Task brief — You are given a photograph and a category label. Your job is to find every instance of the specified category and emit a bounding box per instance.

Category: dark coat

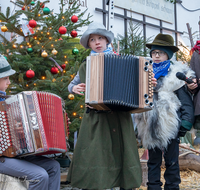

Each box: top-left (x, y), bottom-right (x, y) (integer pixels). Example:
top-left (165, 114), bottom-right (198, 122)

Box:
top-left (67, 61), bottom-right (142, 190)
top-left (190, 51), bottom-right (200, 116)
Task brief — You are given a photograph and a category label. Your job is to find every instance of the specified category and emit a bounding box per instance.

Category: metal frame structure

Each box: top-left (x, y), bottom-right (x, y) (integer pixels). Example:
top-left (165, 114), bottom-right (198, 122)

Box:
top-left (95, 0), bottom-right (183, 47)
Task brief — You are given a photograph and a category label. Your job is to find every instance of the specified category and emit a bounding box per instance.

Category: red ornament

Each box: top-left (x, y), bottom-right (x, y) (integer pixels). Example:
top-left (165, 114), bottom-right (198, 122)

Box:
top-left (29, 20), bottom-right (37, 28)
top-left (58, 26), bottom-right (67, 35)
top-left (61, 64), bottom-right (66, 69)
top-left (70, 30), bottom-right (77, 38)
top-left (71, 15), bottom-right (78, 23)
top-left (22, 6), bottom-right (25, 10)
top-left (50, 66), bottom-right (59, 74)
top-left (40, 3), bottom-right (45, 8)
top-left (26, 69), bottom-right (35, 78)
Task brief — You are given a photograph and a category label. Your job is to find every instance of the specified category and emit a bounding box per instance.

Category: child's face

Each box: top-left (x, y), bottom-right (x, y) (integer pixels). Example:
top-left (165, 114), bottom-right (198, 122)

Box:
top-left (88, 34), bottom-right (108, 53)
top-left (0, 76), bottom-right (10, 92)
top-left (151, 50), bottom-right (168, 63)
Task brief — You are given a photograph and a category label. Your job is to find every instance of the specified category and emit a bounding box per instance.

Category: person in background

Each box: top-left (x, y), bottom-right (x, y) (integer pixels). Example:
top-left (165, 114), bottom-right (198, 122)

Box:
top-left (67, 22), bottom-right (145, 190)
top-left (187, 40), bottom-right (200, 145)
top-left (0, 54), bottom-right (61, 190)
top-left (135, 33), bottom-right (195, 190)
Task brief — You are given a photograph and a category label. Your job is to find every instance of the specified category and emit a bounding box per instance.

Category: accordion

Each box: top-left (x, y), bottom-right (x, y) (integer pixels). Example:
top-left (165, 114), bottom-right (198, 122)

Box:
top-left (0, 91), bottom-right (68, 157)
top-left (85, 53), bottom-right (154, 113)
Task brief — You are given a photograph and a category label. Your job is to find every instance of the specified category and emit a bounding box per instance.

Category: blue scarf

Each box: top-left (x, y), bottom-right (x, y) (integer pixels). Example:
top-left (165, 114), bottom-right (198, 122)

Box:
top-left (90, 47), bottom-right (113, 55)
top-left (0, 91), bottom-right (6, 102)
top-left (153, 60), bottom-right (171, 79)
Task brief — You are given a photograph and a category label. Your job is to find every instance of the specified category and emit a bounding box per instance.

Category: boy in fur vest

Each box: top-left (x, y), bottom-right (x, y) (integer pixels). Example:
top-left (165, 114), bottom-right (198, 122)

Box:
top-left (135, 33), bottom-right (195, 190)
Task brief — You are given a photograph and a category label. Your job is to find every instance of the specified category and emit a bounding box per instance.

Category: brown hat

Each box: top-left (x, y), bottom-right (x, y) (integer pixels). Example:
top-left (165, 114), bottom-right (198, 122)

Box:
top-left (146, 33), bottom-right (179, 53)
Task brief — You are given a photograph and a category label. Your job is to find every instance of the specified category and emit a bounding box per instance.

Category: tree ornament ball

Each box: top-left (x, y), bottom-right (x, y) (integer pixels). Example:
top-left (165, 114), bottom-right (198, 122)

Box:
top-left (41, 50), bottom-right (48, 58)
top-left (68, 94), bottom-right (74, 100)
top-left (58, 26), bottom-right (67, 35)
top-left (30, 1), bottom-right (35, 5)
top-left (27, 47), bottom-right (33, 53)
top-left (51, 48), bottom-right (58, 55)
top-left (71, 15), bottom-right (78, 23)
top-left (26, 69), bottom-right (35, 78)
top-left (70, 30), bottom-right (77, 38)
top-left (1, 25), bottom-right (8, 32)
top-left (50, 66), bottom-right (59, 74)
top-left (43, 7), bottom-right (50, 15)
top-left (22, 6), bottom-right (25, 10)
top-left (40, 3), bottom-right (45, 8)
top-left (61, 64), bottom-right (66, 69)
top-left (29, 20), bottom-right (37, 28)
top-left (72, 47), bottom-right (79, 55)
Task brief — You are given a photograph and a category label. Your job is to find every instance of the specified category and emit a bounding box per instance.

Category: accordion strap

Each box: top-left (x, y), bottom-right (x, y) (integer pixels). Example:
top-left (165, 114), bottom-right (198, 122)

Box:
top-left (0, 94), bottom-right (11, 99)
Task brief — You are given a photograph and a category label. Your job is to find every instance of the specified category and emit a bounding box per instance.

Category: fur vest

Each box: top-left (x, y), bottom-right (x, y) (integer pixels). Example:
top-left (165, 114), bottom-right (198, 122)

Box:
top-left (135, 61), bottom-right (195, 149)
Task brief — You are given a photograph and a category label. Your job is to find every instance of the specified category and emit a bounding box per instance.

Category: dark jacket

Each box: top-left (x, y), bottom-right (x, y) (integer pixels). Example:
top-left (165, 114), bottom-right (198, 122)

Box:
top-left (189, 51), bottom-right (200, 116)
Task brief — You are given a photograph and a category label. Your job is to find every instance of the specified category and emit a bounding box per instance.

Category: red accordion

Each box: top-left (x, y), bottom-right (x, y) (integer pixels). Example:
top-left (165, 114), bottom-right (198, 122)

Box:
top-left (0, 91), bottom-right (68, 157)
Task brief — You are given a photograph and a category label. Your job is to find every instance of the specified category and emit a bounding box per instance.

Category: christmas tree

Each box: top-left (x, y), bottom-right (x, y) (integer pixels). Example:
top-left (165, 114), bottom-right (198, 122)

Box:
top-left (0, 0), bottom-right (92, 150)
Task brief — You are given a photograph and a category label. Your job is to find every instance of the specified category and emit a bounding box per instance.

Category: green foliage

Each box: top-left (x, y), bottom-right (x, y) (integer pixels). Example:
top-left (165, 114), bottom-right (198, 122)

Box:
top-left (113, 21), bottom-right (153, 56)
top-left (0, 0), bottom-right (92, 150)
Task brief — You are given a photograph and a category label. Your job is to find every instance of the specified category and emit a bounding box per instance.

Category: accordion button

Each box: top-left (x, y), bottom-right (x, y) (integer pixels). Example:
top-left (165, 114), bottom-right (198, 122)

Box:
top-left (8, 143), bottom-right (10, 146)
top-left (2, 145), bottom-right (4, 147)
top-left (2, 148), bottom-right (5, 151)
top-left (2, 132), bottom-right (5, 135)
top-left (0, 151), bottom-right (2, 154)
top-left (2, 128), bottom-right (4, 131)
top-left (5, 146), bottom-right (8, 149)
top-left (6, 136), bottom-right (9, 139)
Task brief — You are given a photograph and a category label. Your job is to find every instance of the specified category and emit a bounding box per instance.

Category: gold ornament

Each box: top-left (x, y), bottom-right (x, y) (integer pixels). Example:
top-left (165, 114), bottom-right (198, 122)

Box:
top-left (68, 94), bottom-right (74, 100)
top-left (1, 25), bottom-right (8, 32)
top-left (52, 48), bottom-right (58, 55)
top-left (41, 50), bottom-right (48, 58)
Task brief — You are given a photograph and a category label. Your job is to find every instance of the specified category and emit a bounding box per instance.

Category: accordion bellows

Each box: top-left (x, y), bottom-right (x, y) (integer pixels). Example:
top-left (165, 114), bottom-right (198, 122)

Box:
top-left (85, 53), bottom-right (154, 113)
top-left (0, 91), bottom-right (67, 157)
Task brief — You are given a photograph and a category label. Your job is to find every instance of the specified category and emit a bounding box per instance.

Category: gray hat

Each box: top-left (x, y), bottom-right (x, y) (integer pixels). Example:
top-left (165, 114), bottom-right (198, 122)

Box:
top-left (80, 22), bottom-right (114, 49)
top-left (0, 55), bottom-right (16, 78)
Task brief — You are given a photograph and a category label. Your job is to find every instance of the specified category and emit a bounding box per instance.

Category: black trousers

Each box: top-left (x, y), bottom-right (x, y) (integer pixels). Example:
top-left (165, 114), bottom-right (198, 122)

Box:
top-left (147, 137), bottom-right (181, 190)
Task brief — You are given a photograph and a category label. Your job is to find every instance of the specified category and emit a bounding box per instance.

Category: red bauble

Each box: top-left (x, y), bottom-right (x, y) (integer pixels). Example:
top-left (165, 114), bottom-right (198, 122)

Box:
top-left (61, 64), bottom-right (66, 69)
top-left (71, 15), bottom-right (78, 23)
top-left (50, 66), bottom-right (58, 74)
top-left (26, 69), bottom-right (35, 78)
top-left (40, 3), bottom-right (45, 8)
top-left (29, 20), bottom-right (37, 28)
top-left (70, 30), bottom-right (77, 38)
top-left (22, 6), bottom-right (25, 10)
top-left (58, 26), bottom-right (67, 35)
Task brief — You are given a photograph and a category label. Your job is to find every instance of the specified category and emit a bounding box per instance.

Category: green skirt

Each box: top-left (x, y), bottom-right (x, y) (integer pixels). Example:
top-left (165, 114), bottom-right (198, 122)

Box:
top-left (67, 109), bottom-right (142, 189)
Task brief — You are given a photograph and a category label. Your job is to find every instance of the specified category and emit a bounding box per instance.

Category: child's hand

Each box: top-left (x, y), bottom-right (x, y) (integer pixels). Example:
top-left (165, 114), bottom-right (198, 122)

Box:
top-left (187, 78), bottom-right (198, 90)
top-left (72, 83), bottom-right (85, 95)
top-left (151, 73), bottom-right (157, 87)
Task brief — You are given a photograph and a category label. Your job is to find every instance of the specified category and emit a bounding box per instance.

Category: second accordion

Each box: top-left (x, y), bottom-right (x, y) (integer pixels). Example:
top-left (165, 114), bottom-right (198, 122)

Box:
top-left (0, 91), bottom-right (68, 157)
top-left (85, 53), bottom-right (154, 113)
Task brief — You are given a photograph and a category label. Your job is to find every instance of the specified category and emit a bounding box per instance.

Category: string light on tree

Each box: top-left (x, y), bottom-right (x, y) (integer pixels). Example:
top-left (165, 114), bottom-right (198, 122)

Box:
top-left (29, 19), bottom-right (37, 28)
top-left (1, 25), bottom-right (8, 32)
top-left (26, 69), bottom-right (35, 78)
top-left (71, 15), bottom-right (78, 23)
top-left (50, 66), bottom-right (58, 74)
top-left (70, 30), bottom-right (77, 38)
top-left (58, 26), bottom-right (67, 34)
top-left (68, 94), bottom-right (75, 100)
